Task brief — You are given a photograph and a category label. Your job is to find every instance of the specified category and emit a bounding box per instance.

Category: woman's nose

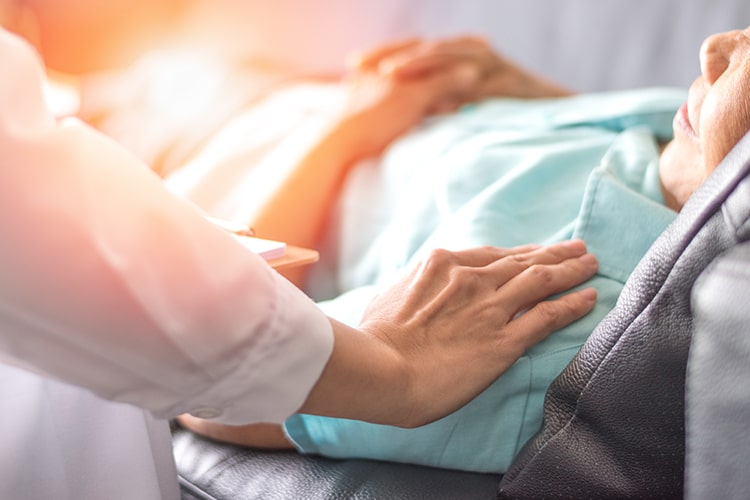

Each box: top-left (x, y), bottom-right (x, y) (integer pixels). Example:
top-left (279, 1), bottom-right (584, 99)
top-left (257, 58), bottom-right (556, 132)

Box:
top-left (700, 30), bottom-right (737, 85)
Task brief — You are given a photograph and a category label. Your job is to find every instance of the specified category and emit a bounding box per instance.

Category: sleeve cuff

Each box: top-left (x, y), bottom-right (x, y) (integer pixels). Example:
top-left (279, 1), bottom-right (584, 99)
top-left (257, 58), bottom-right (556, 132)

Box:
top-left (168, 272), bottom-right (334, 425)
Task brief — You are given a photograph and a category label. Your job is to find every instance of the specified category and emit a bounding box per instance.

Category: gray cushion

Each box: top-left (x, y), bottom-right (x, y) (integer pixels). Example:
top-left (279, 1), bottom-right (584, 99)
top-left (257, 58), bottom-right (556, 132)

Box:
top-left (685, 241), bottom-right (750, 499)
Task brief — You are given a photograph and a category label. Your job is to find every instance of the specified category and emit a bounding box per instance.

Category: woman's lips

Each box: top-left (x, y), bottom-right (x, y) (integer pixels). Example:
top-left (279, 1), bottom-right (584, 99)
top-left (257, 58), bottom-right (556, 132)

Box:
top-left (675, 102), bottom-right (699, 141)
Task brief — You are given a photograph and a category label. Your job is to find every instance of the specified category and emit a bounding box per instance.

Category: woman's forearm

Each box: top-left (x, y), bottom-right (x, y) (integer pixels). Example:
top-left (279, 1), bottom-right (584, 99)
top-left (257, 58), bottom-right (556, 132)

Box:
top-left (248, 121), bottom-right (360, 286)
top-left (247, 65), bottom-right (483, 287)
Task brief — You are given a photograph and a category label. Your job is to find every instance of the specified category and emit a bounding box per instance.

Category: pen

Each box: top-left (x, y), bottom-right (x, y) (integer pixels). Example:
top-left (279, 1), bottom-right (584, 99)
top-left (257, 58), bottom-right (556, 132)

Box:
top-left (206, 216), bottom-right (255, 237)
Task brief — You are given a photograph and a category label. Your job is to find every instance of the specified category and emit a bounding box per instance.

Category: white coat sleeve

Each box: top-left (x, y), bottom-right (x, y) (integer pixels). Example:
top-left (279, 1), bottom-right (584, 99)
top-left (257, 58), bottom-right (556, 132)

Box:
top-left (0, 29), bottom-right (334, 425)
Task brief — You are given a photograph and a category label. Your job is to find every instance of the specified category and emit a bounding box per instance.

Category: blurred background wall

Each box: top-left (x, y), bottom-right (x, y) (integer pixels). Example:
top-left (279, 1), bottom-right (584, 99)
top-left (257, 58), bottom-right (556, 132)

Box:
top-left (195, 0), bottom-right (750, 92)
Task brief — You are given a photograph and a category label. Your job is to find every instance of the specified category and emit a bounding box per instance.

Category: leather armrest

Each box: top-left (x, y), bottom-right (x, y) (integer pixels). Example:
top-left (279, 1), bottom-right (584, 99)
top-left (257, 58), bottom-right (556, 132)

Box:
top-left (172, 426), bottom-right (501, 499)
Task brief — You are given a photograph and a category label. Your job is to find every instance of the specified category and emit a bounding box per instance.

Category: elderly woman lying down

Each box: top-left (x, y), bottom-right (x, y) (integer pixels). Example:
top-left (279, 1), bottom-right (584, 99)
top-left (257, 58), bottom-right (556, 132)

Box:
top-left (178, 26), bottom-right (750, 473)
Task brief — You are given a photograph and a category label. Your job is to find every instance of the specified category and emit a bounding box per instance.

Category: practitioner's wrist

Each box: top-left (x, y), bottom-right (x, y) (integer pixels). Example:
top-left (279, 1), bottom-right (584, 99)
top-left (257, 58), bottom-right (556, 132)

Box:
top-left (298, 318), bottom-right (414, 426)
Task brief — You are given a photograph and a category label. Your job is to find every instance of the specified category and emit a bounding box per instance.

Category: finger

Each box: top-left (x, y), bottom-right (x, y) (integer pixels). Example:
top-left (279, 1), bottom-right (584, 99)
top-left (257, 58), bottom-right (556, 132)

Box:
top-left (503, 287), bottom-right (598, 354)
top-left (443, 244), bottom-right (542, 268)
top-left (428, 98), bottom-right (463, 115)
top-left (505, 240), bottom-right (589, 266)
top-left (441, 240), bottom-right (587, 269)
top-left (473, 241), bottom-right (590, 289)
top-left (475, 66), bottom-right (573, 100)
top-left (415, 63), bottom-right (481, 108)
top-left (496, 253), bottom-right (599, 313)
top-left (350, 38), bottom-right (422, 71)
top-left (405, 245), bottom-right (546, 303)
top-left (387, 40), bottom-right (493, 79)
top-left (508, 243), bottom-right (545, 254)
top-left (387, 50), bottom-right (476, 79)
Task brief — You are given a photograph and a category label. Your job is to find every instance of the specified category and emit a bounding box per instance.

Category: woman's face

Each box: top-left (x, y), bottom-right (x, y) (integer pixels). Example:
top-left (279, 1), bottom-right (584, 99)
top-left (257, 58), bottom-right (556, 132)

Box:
top-left (660, 26), bottom-right (750, 211)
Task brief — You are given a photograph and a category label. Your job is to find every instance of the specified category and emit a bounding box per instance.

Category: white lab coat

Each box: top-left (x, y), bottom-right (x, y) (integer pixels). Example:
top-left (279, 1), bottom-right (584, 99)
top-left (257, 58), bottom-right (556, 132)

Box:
top-left (0, 29), bottom-right (333, 499)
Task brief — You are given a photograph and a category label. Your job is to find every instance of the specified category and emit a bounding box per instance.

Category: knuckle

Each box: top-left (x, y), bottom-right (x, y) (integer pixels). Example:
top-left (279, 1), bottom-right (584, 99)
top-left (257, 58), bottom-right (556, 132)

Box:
top-left (482, 245), bottom-right (507, 258)
top-left (422, 248), bottom-right (456, 274)
top-left (527, 264), bottom-right (554, 284)
top-left (507, 253), bottom-right (531, 267)
top-left (445, 266), bottom-right (481, 295)
top-left (535, 301), bottom-right (562, 325)
top-left (426, 247), bottom-right (453, 264)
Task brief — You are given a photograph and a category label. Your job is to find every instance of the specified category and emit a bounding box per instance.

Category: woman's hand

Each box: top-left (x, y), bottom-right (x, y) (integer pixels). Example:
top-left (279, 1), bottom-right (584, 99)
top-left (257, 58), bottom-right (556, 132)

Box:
top-left (300, 240), bottom-right (598, 428)
top-left (313, 35), bottom-right (574, 191)
top-left (331, 52), bottom-right (481, 161)
top-left (352, 36), bottom-right (573, 114)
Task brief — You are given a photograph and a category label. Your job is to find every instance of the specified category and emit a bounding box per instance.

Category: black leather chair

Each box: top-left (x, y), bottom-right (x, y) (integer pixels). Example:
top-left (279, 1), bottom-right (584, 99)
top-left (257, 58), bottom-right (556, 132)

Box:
top-left (173, 131), bottom-right (750, 499)
top-left (172, 431), bottom-right (501, 499)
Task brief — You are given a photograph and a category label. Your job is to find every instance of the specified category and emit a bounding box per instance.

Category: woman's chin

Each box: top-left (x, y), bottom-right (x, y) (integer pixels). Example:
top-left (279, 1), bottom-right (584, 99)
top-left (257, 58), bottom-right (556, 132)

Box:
top-left (658, 140), bottom-right (703, 211)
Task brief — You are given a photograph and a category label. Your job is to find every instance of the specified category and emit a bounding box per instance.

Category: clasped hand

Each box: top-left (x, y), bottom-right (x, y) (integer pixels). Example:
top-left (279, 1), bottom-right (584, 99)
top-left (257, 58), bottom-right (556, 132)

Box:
top-left (333, 36), bottom-right (573, 162)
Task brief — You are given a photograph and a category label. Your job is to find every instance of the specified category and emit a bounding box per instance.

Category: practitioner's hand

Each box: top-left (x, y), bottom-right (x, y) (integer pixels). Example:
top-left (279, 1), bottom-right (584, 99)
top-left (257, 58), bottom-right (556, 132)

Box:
top-left (351, 36), bottom-right (573, 114)
top-left (300, 240), bottom-right (598, 428)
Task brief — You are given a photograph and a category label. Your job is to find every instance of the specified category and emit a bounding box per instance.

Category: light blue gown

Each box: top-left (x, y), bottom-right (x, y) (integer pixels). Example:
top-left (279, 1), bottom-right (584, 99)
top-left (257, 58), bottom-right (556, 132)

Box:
top-left (287, 89), bottom-right (684, 473)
